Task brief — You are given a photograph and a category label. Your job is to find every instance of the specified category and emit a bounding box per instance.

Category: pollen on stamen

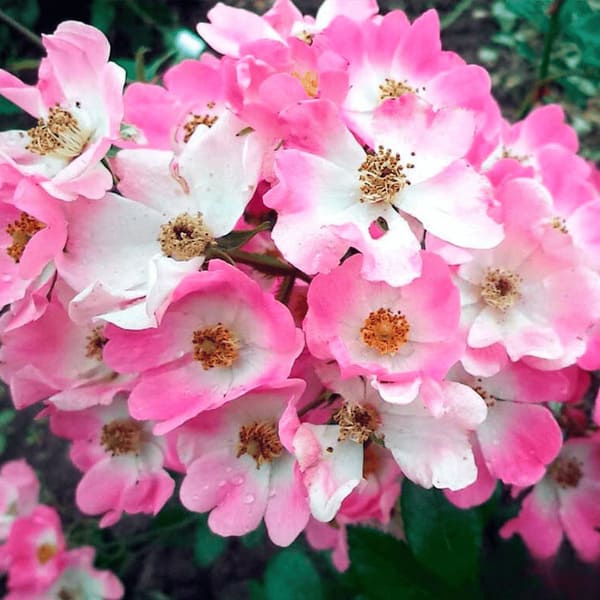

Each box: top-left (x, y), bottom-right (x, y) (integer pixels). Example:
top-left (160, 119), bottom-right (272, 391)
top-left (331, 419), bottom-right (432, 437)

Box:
top-left (100, 419), bottom-right (144, 457)
top-left (182, 113), bottom-right (218, 142)
top-left (5, 212), bottom-right (45, 263)
top-left (85, 326), bottom-right (108, 361)
top-left (548, 456), bottom-right (583, 489)
top-left (358, 146), bottom-right (411, 204)
top-left (192, 323), bottom-right (239, 370)
top-left (296, 30), bottom-right (314, 44)
top-left (551, 216), bottom-right (569, 234)
top-left (158, 212), bottom-right (214, 261)
top-left (237, 420), bottom-right (283, 469)
top-left (334, 402), bottom-right (380, 444)
top-left (480, 267), bottom-right (522, 311)
top-left (378, 77), bottom-right (415, 101)
top-left (26, 106), bottom-right (91, 159)
top-left (291, 70), bottom-right (319, 97)
top-left (473, 383), bottom-right (496, 407)
top-left (360, 307), bottom-right (410, 355)
top-left (501, 146), bottom-right (530, 163)
top-left (36, 542), bottom-right (58, 565)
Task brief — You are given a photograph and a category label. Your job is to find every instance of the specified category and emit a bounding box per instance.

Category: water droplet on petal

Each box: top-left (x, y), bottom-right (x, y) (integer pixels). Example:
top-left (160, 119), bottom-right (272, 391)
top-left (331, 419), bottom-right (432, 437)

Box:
top-left (268, 489), bottom-right (276, 498)
top-left (226, 466), bottom-right (233, 473)
top-left (231, 475), bottom-right (244, 485)
top-left (243, 493), bottom-right (255, 504)
top-left (218, 480), bottom-right (227, 487)
top-left (1, 275), bottom-right (11, 282)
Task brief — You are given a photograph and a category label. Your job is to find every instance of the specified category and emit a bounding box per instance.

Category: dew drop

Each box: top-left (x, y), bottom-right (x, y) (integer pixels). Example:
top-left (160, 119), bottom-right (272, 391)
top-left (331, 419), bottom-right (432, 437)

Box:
top-left (1, 275), bottom-right (11, 282)
top-left (243, 493), bottom-right (255, 504)
top-left (218, 480), bottom-right (227, 487)
top-left (231, 475), bottom-right (244, 485)
top-left (268, 489), bottom-right (276, 498)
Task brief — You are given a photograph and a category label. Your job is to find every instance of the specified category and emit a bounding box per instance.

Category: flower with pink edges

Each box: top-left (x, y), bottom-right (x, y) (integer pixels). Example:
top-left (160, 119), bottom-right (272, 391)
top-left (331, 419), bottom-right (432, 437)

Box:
top-left (455, 177), bottom-right (600, 373)
top-left (5, 546), bottom-right (124, 600)
top-left (57, 108), bottom-right (267, 329)
top-left (266, 96), bottom-right (502, 285)
top-left (0, 21), bottom-right (125, 200)
top-left (304, 443), bottom-right (401, 571)
top-left (178, 380), bottom-right (309, 546)
top-left (295, 364), bottom-right (486, 501)
top-left (49, 395), bottom-right (174, 527)
top-left (0, 505), bottom-right (66, 593)
top-left (449, 362), bottom-right (566, 488)
top-left (103, 260), bottom-right (304, 433)
top-left (0, 460), bottom-right (39, 541)
top-left (501, 435), bottom-right (600, 562)
top-left (0, 285), bottom-right (132, 412)
top-left (0, 176), bottom-right (66, 313)
top-left (120, 54), bottom-right (231, 150)
top-left (304, 251), bottom-right (463, 381)
top-left (197, 0), bottom-right (378, 57)
top-left (323, 8), bottom-right (501, 164)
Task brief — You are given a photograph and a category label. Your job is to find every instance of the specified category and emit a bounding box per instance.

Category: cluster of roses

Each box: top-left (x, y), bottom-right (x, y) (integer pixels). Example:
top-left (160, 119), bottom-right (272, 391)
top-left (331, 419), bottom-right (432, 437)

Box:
top-left (1, 0), bottom-right (600, 572)
top-left (0, 460), bottom-right (123, 598)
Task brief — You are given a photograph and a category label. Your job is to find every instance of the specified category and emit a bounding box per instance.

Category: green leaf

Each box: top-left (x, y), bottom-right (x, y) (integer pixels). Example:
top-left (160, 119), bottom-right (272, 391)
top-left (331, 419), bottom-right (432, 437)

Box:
top-left (347, 526), bottom-right (443, 600)
top-left (240, 522), bottom-right (265, 548)
top-left (193, 518), bottom-right (227, 567)
top-left (401, 481), bottom-right (483, 589)
top-left (0, 96), bottom-right (21, 116)
top-left (0, 408), bottom-right (16, 428)
top-left (216, 222), bottom-right (272, 252)
top-left (264, 548), bottom-right (323, 600)
top-left (504, 0), bottom-right (551, 33)
top-left (91, 0), bottom-right (116, 32)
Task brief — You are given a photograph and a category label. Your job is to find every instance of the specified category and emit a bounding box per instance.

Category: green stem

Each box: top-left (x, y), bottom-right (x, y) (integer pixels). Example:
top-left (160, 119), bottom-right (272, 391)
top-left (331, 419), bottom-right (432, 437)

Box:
top-left (298, 392), bottom-right (337, 418)
top-left (276, 275), bottom-right (296, 305)
top-left (227, 249), bottom-right (311, 283)
top-left (0, 9), bottom-right (43, 50)
top-left (517, 0), bottom-right (566, 118)
top-left (440, 0), bottom-right (473, 29)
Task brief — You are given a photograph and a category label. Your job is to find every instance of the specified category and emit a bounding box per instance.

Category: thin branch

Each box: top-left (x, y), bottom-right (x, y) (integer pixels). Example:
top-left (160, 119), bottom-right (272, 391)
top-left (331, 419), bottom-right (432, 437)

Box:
top-left (227, 249), bottom-right (312, 283)
top-left (517, 0), bottom-right (566, 118)
top-left (0, 9), bottom-right (43, 50)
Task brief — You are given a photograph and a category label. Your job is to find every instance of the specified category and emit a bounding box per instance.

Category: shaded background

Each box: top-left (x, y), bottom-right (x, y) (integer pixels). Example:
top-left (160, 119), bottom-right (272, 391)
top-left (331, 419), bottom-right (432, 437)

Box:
top-left (0, 1), bottom-right (599, 598)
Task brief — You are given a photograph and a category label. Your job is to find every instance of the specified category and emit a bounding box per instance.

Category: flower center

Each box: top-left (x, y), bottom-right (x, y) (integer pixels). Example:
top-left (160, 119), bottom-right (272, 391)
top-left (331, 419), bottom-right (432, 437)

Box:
top-left (36, 542), bottom-right (58, 565)
top-left (192, 324), bottom-right (239, 370)
top-left (158, 212), bottom-right (214, 261)
top-left (100, 419), bottom-right (144, 456)
top-left (296, 30), bottom-right (314, 44)
top-left (237, 420), bottom-right (283, 469)
top-left (358, 146), bottom-right (414, 204)
top-left (334, 402), bottom-right (380, 443)
top-left (182, 113), bottom-right (218, 142)
top-left (480, 267), bottom-right (522, 311)
top-left (5, 212), bottom-right (45, 263)
top-left (548, 456), bottom-right (583, 489)
top-left (378, 77), bottom-right (415, 101)
top-left (361, 307), bottom-right (410, 355)
top-left (85, 326), bottom-right (108, 361)
top-left (501, 147), bottom-right (529, 163)
top-left (551, 216), bottom-right (568, 234)
top-left (292, 70), bottom-right (319, 97)
top-left (27, 106), bottom-right (91, 159)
